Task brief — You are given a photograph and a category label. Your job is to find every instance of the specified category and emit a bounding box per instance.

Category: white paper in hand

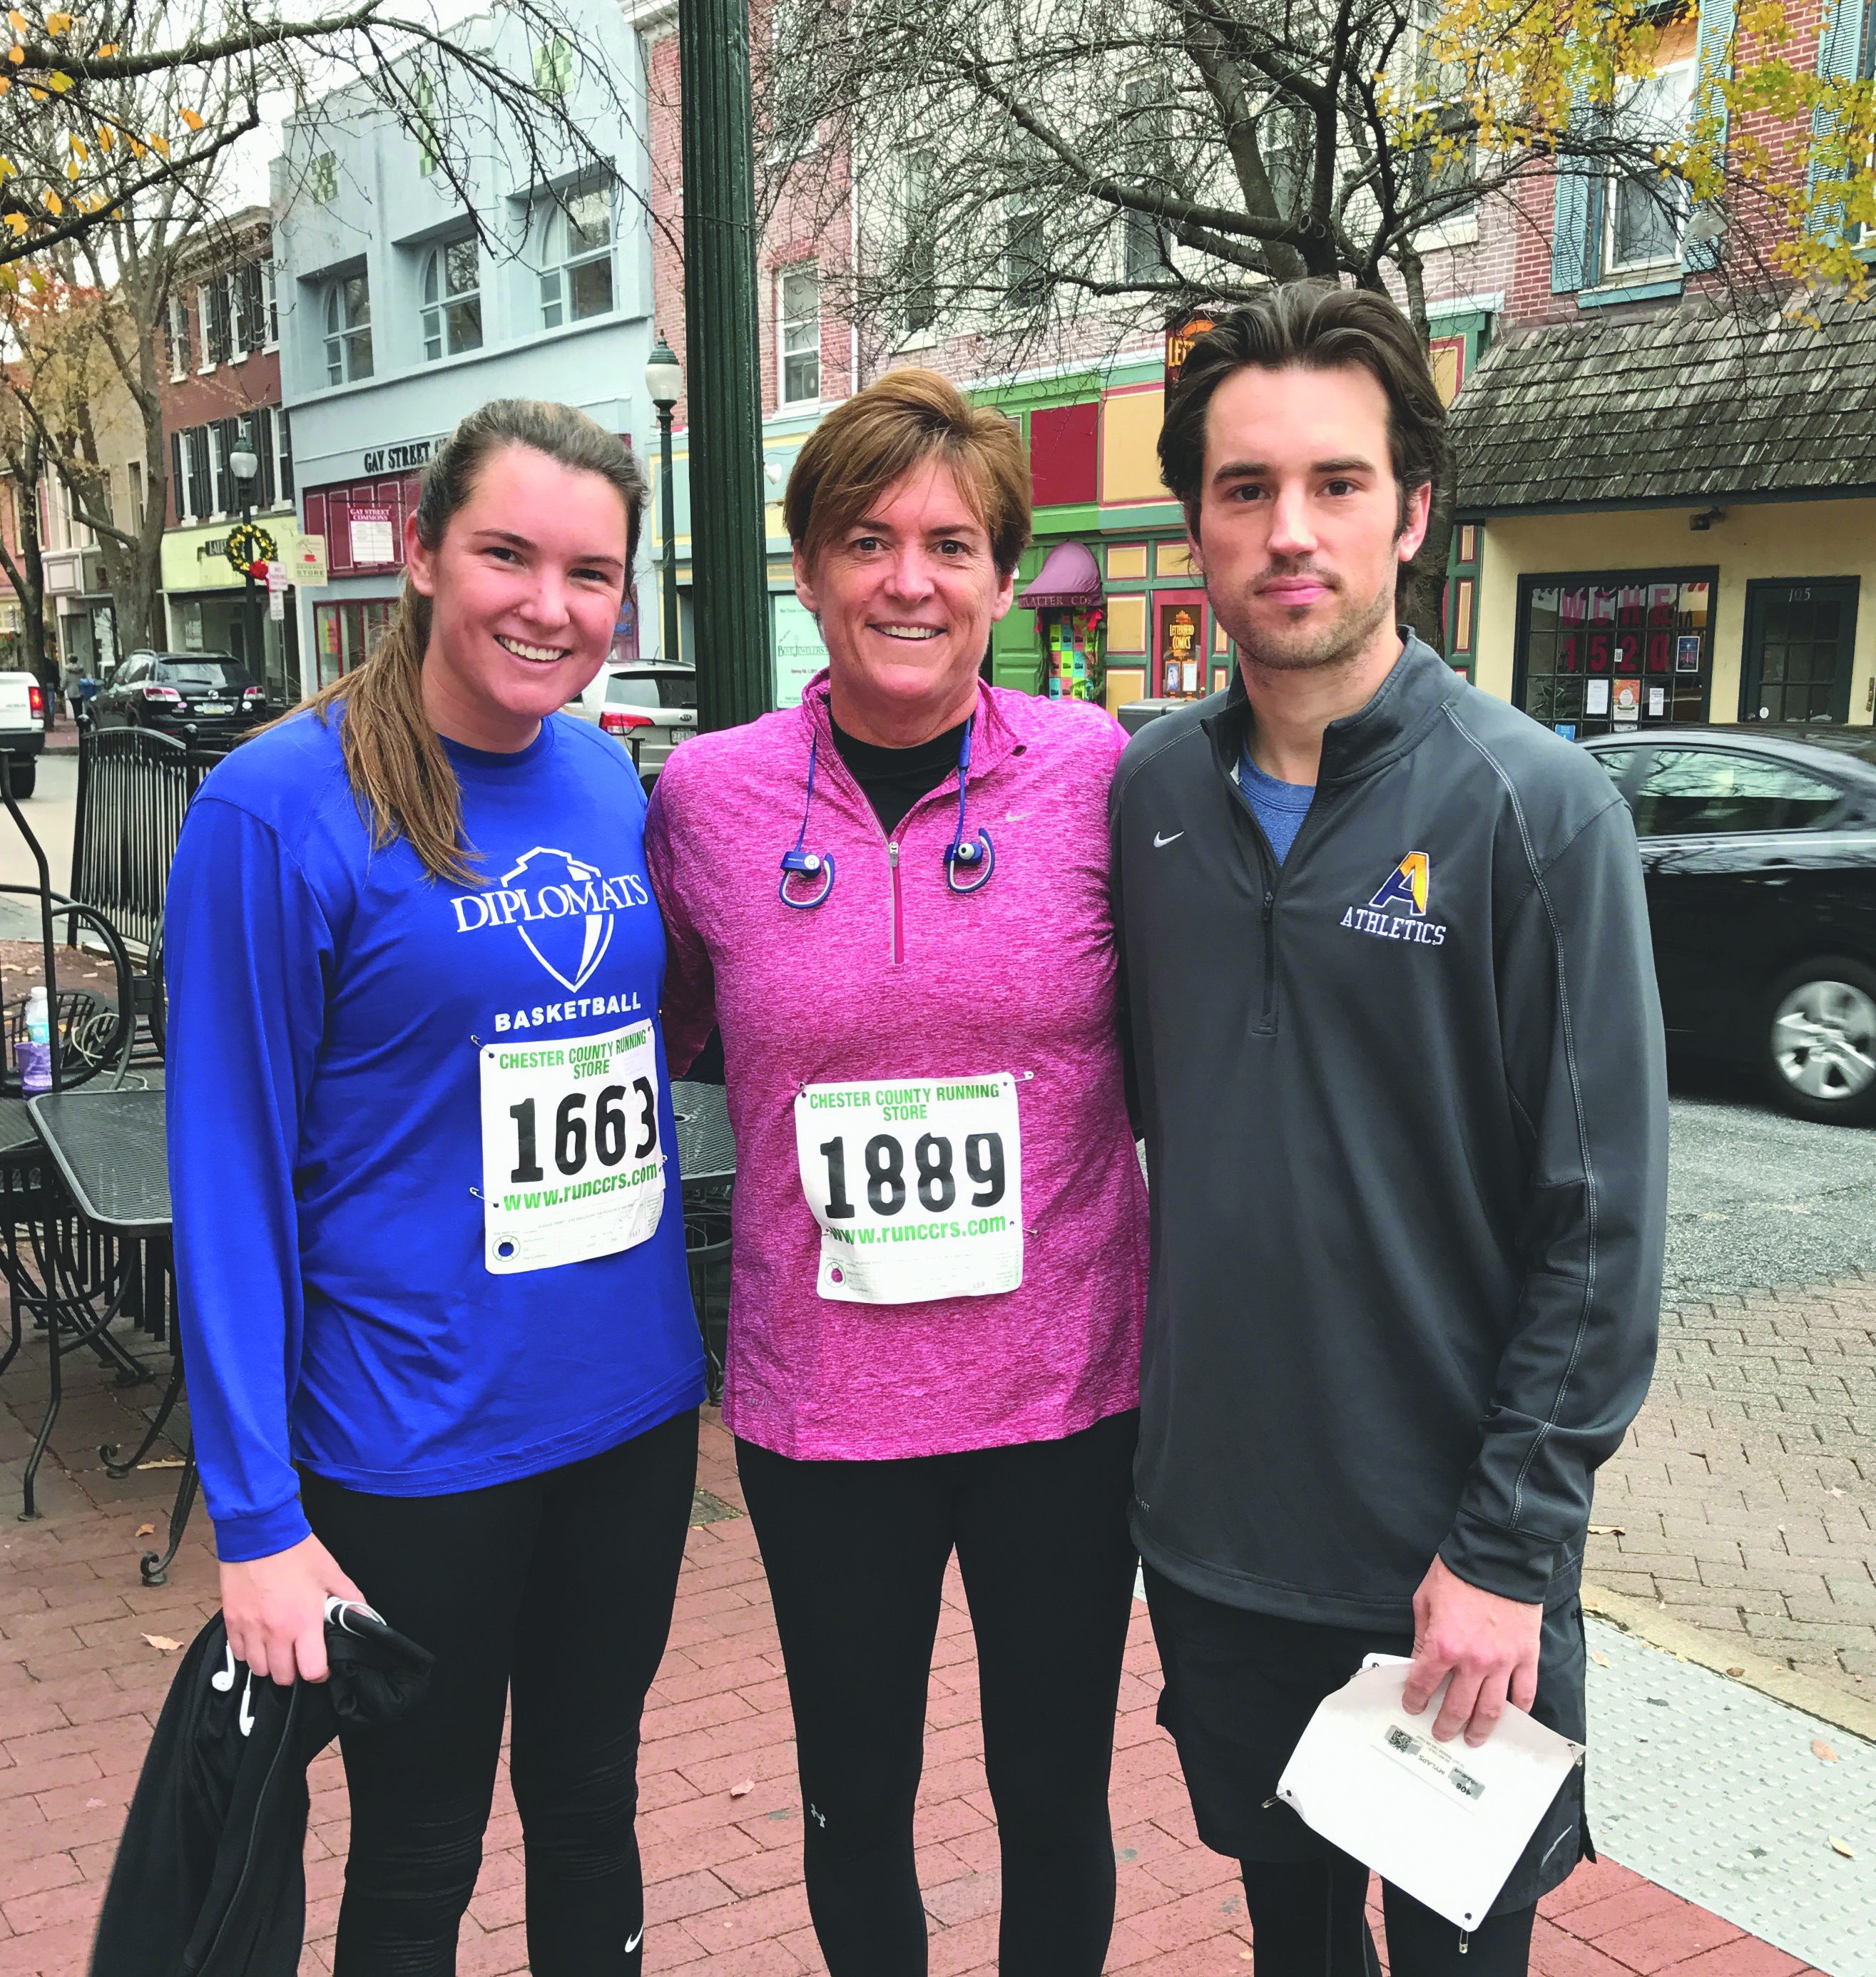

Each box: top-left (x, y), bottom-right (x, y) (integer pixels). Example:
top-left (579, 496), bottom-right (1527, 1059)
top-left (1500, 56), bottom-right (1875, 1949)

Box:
top-left (1274, 1660), bottom-right (1583, 1931)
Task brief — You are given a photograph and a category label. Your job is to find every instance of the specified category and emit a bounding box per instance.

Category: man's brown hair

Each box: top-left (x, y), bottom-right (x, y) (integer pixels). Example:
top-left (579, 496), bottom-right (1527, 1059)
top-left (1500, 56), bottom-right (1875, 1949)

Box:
top-left (785, 367), bottom-right (1031, 577)
top-left (1158, 282), bottom-right (1450, 568)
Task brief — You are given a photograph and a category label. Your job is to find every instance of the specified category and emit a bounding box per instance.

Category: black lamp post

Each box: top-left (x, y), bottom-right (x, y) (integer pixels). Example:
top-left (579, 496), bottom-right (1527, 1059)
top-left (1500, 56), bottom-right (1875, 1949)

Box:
top-left (679, 0), bottom-right (768, 730)
top-left (644, 336), bottom-right (683, 668)
top-left (228, 421), bottom-right (263, 681)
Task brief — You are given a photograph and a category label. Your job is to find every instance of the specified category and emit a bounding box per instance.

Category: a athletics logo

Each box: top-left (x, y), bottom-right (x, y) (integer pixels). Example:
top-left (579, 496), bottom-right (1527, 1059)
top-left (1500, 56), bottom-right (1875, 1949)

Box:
top-left (1342, 851), bottom-right (1446, 947)
top-left (1369, 851), bottom-right (1430, 916)
top-left (451, 847), bottom-right (651, 993)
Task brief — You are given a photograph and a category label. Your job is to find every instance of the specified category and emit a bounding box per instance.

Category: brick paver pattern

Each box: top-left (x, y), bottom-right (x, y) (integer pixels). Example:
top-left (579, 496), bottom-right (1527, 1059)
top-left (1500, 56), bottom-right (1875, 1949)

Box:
top-left (1589, 1276), bottom-right (1876, 1694)
top-left (0, 1339), bottom-right (1828, 1977)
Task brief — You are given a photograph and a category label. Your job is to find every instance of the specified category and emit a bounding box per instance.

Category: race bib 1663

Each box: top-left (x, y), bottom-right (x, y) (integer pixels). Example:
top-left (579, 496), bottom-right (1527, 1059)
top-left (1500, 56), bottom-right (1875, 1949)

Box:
top-left (479, 1021), bottom-right (666, 1274)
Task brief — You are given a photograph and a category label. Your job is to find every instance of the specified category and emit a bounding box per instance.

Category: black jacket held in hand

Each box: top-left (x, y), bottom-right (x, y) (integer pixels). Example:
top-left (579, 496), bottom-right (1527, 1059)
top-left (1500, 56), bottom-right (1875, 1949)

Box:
top-left (91, 1601), bottom-right (432, 1977)
top-left (1111, 637), bottom-right (1667, 1627)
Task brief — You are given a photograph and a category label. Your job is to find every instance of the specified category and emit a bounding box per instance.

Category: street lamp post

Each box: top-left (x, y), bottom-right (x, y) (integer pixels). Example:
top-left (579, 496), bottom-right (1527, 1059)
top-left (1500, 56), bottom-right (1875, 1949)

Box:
top-left (228, 422), bottom-right (263, 684)
top-left (678, 0), bottom-right (770, 732)
top-left (644, 337), bottom-right (683, 669)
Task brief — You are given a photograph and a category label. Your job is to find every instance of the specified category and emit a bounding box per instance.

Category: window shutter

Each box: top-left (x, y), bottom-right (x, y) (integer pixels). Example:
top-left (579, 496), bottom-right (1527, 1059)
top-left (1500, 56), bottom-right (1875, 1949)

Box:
top-left (255, 407), bottom-right (276, 506)
top-left (278, 409), bottom-right (294, 499)
top-left (1809, 0), bottom-right (1866, 230)
top-left (327, 491), bottom-right (353, 574)
top-left (304, 489), bottom-right (327, 564)
top-left (1550, 121), bottom-right (1596, 294)
top-left (1685, 0), bottom-right (1737, 272)
top-left (170, 431), bottom-right (184, 523)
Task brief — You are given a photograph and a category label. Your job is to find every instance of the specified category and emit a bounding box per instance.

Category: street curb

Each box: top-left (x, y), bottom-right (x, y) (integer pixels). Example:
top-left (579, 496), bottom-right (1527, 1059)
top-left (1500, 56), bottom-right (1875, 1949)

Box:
top-left (1583, 1580), bottom-right (1876, 1746)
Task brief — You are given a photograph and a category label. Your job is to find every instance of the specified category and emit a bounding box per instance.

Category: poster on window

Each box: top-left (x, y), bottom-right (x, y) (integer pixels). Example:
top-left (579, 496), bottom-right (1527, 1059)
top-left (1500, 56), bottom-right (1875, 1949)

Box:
top-left (349, 506), bottom-right (395, 566)
top-left (1585, 678), bottom-right (1611, 717)
top-left (1612, 680), bottom-right (1641, 726)
top-left (1676, 635), bottom-right (1701, 675)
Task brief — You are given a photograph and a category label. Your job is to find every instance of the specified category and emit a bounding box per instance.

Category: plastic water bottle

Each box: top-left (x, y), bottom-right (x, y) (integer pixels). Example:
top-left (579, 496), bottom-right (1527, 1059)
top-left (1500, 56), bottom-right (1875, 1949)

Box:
top-left (19, 986), bottom-right (50, 1095)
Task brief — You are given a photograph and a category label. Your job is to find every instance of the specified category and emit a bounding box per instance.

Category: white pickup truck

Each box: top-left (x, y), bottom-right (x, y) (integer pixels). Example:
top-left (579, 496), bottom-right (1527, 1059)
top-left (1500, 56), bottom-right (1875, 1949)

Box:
top-left (0, 670), bottom-right (46, 797)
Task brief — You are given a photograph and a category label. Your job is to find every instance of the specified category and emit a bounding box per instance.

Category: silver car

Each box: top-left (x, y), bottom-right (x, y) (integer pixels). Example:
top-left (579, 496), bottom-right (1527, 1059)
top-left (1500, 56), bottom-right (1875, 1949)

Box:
top-left (566, 664), bottom-right (698, 787)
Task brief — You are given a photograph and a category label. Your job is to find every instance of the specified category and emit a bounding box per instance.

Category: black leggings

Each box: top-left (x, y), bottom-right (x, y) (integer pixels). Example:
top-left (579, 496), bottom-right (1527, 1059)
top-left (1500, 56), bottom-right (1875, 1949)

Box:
top-left (1240, 1859), bottom-right (1538, 1977)
top-left (300, 1406), bottom-right (699, 1977)
top-left (736, 1409), bottom-right (1140, 1977)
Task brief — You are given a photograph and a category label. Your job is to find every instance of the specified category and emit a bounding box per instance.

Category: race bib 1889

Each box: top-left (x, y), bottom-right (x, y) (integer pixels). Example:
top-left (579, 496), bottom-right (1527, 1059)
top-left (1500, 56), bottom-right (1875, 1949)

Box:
top-left (479, 1022), bottom-right (666, 1274)
top-left (793, 1075), bottom-right (1024, 1304)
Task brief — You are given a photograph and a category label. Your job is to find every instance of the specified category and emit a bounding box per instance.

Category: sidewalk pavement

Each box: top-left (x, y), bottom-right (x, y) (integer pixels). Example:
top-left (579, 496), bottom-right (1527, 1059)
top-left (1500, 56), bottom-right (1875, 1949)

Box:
top-left (1588, 1277), bottom-right (1876, 1697)
top-left (0, 1335), bottom-right (1836, 1977)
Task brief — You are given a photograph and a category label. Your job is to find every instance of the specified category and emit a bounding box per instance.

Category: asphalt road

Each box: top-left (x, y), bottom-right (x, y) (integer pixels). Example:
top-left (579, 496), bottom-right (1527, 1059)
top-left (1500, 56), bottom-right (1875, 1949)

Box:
top-left (0, 745), bottom-right (78, 941)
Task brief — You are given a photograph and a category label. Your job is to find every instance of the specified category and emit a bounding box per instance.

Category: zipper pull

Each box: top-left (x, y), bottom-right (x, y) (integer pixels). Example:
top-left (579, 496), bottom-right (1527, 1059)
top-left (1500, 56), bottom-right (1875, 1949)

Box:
top-left (888, 841), bottom-right (900, 867)
top-left (1261, 890), bottom-right (1275, 926)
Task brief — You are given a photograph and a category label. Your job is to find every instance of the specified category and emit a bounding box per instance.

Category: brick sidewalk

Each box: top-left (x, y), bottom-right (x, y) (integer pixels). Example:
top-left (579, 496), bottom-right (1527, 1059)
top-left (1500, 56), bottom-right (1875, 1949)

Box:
top-left (1589, 1276), bottom-right (1876, 1696)
top-left (0, 1342), bottom-right (1830, 1977)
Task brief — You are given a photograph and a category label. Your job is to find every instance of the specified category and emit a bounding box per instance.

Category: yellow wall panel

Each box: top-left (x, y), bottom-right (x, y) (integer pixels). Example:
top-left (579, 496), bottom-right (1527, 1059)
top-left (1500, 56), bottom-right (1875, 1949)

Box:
top-left (1157, 540), bottom-right (1196, 579)
top-left (1101, 389), bottom-right (1167, 506)
top-left (1105, 666), bottom-right (1148, 712)
top-left (1106, 593), bottom-right (1148, 653)
top-left (1106, 543), bottom-right (1148, 579)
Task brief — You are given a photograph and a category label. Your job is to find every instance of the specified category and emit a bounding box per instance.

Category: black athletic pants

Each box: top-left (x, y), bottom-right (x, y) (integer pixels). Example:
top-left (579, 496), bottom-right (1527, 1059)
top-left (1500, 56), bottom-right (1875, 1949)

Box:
top-left (735, 1409), bottom-right (1140, 1977)
top-left (1239, 1859), bottom-right (1536, 1977)
top-left (300, 1406), bottom-right (699, 1977)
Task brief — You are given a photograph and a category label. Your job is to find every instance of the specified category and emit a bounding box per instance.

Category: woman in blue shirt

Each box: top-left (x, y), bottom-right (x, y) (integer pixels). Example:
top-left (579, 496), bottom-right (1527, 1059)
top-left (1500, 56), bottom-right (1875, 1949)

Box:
top-left (165, 399), bottom-right (705, 1976)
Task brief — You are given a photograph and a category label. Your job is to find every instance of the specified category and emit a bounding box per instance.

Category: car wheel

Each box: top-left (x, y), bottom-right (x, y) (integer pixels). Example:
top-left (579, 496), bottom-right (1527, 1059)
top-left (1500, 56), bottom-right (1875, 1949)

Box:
top-left (5, 760), bottom-right (34, 800)
top-left (1761, 958), bottom-right (1876, 1125)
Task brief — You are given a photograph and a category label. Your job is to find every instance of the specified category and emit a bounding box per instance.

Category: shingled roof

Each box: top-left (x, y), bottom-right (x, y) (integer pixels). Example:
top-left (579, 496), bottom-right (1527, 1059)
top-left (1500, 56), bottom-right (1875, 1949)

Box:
top-left (1449, 296), bottom-right (1876, 514)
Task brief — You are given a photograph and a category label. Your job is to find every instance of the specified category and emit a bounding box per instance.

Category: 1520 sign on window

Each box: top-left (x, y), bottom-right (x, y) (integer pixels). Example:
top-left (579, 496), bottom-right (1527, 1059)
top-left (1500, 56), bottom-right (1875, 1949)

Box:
top-left (793, 1076), bottom-right (1025, 1305)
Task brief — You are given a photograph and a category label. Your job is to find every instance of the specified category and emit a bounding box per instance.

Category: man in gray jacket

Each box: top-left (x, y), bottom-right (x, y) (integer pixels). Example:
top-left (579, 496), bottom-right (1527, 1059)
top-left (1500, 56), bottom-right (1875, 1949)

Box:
top-left (1111, 284), bottom-right (1666, 1977)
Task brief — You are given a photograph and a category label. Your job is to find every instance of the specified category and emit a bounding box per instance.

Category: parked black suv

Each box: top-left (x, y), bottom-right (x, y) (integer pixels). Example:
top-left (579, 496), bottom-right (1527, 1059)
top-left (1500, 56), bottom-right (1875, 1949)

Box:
top-left (90, 653), bottom-right (275, 740)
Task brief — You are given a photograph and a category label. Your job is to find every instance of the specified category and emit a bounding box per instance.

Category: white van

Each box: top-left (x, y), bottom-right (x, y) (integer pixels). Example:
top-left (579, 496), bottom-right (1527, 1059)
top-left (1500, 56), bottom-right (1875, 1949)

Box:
top-left (0, 670), bottom-right (46, 797)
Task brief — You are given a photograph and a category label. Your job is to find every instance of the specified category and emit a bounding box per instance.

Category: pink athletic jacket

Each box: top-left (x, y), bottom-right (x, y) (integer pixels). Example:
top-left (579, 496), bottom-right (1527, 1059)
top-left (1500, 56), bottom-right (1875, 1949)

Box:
top-left (645, 671), bottom-right (1148, 1461)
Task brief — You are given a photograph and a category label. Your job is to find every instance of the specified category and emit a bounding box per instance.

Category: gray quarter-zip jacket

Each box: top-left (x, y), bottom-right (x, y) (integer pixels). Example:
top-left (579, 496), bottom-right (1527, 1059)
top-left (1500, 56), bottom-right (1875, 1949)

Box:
top-left (1111, 636), bottom-right (1666, 1625)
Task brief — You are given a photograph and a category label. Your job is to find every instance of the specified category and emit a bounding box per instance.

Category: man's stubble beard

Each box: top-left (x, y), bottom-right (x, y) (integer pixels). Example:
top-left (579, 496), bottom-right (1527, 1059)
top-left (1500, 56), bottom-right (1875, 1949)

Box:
top-left (1217, 576), bottom-right (1395, 677)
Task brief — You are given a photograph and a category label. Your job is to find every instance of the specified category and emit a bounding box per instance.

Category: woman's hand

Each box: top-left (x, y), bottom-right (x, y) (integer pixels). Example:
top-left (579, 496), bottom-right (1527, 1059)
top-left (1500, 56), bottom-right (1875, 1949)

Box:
top-left (220, 1534), bottom-right (366, 1685)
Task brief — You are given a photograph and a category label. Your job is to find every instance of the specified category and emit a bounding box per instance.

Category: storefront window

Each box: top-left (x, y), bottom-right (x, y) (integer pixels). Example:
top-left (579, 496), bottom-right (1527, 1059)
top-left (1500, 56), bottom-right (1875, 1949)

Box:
top-left (314, 600), bottom-right (396, 690)
top-left (1516, 569), bottom-right (1713, 740)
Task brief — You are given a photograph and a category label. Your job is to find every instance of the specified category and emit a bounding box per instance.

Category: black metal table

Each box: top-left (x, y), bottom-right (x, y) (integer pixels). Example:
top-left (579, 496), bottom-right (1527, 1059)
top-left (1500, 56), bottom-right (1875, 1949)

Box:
top-left (26, 1088), bottom-right (186, 1578)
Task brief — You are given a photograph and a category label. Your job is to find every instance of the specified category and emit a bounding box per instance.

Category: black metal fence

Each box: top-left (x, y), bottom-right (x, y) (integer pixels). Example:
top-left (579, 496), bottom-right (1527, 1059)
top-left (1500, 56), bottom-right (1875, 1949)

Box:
top-left (69, 729), bottom-right (222, 957)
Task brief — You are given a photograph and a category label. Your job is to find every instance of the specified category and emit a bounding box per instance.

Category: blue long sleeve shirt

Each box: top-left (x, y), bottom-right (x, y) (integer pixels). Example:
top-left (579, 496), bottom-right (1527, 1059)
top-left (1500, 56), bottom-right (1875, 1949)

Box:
top-left (165, 709), bottom-right (705, 1562)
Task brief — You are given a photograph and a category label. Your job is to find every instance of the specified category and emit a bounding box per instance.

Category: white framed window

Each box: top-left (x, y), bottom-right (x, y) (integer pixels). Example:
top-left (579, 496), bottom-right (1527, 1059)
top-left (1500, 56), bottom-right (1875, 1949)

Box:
top-left (422, 237), bottom-right (484, 360)
top-left (271, 405), bottom-right (293, 506)
top-left (195, 282), bottom-right (216, 369)
top-left (323, 272), bottom-right (373, 386)
top-left (165, 294), bottom-right (189, 380)
top-left (262, 262), bottom-right (280, 347)
top-left (1004, 202), bottom-right (1044, 310)
top-left (208, 420), bottom-right (230, 520)
top-left (233, 262), bottom-right (265, 358)
top-left (1606, 60), bottom-right (1696, 275)
top-left (779, 262), bottom-right (820, 403)
top-left (539, 185), bottom-right (614, 328)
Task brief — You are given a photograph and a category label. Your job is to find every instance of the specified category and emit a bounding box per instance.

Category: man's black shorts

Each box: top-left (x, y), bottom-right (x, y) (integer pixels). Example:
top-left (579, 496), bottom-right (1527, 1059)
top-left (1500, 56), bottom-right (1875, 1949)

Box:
top-left (1143, 1563), bottom-right (1591, 1916)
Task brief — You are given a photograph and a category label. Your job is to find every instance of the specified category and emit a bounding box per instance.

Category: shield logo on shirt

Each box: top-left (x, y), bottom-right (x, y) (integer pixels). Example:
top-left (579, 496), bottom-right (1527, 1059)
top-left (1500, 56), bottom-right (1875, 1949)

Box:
top-left (499, 847), bottom-right (615, 992)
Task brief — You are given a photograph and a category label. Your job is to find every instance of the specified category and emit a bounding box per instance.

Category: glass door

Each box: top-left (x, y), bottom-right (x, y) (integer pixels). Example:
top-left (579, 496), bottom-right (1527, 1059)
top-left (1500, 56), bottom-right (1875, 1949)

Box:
top-left (1740, 580), bottom-right (1859, 725)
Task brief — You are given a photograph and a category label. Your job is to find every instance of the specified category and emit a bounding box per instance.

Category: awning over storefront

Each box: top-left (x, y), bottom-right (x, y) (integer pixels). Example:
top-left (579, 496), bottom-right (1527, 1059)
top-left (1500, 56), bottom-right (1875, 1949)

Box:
top-left (1449, 295), bottom-right (1876, 516)
top-left (1018, 540), bottom-right (1101, 608)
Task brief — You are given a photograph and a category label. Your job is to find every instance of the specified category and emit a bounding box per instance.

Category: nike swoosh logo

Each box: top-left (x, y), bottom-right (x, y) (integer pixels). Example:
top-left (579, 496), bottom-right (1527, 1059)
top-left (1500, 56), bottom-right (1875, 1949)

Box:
top-left (625, 1926), bottom-right (643, 1953)
top-left (1153, 830), bottom-right (1184, 848)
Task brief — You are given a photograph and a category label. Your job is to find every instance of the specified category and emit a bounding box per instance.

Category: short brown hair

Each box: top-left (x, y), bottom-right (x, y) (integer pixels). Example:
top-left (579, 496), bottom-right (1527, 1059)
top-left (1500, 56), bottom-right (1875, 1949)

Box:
top-left (1158, 282), bottom-right (1449, 556)
top-left (785, 368), bottom-right (1031, 577)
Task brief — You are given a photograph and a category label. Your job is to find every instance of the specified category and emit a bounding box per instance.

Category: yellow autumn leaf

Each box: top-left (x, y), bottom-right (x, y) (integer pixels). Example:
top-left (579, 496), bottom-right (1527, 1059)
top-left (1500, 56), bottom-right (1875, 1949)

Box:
top-left (0, 76), bottom-right (11, 94)
top-left (6, 10), bottom-right (24, 31)
top-left (95, 126), bottom-right (110, 150)
top-left (179, 108), bottom-right (203, 131)
top-left (97, 42), bottom-right (117, 56)
top-left (128, 138), bottom-right (144, 158)
top-left (150, 132), bottom-right (169, 155)
top-left (6, 46), bottom-right (23, 64)
top-left (3, 213), bottom-right (26, 237)
top-left (68, 136), bottom-right (86, 160)
top-left (46, 11), bottom-right (72, 31)
top-left (63, 160), bottom-right (77, 180)
top-left (47, 71), bottom-right (70, 92)
top-left (28, 86), bottom-right (44, 101)
top-left (44, 190), bottom-right (61, 215)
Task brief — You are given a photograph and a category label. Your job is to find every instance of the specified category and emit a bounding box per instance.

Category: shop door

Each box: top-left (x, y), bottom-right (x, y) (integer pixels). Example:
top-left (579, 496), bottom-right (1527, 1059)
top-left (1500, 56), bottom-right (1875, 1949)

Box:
top-left (1518, 573), bottom-right (1713, 740)
top-left (1740, 580), bottom-right (1859, 725)
top-left (1153, 591), bottom-right (1207, 700)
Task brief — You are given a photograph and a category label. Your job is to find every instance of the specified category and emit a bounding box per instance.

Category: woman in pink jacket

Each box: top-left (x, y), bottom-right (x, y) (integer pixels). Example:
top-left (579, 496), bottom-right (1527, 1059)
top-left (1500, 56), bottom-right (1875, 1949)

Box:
top-left (646, 368), bottom-right (1148, 1977)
